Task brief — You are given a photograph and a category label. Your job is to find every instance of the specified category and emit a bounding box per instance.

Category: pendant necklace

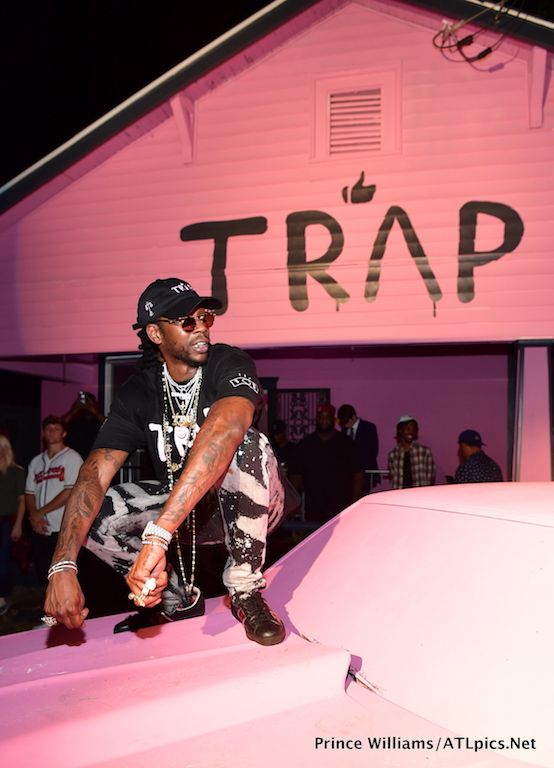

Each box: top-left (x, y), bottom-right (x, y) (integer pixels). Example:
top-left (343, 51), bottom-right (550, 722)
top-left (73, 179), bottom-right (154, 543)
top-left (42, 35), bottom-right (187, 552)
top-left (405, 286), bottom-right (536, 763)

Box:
top-left (160, 362), bottom-right (202, 597)
top-left (162, 363), bottom-right (202, 473)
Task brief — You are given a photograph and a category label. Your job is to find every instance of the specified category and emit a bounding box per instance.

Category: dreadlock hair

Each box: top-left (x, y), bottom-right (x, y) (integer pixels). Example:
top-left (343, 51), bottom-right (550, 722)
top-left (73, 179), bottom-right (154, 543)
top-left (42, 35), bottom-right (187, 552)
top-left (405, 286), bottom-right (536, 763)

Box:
top-left (137, 328), bottom-right (162, 371)
top-left (137, 328), bottom-right (166, 418)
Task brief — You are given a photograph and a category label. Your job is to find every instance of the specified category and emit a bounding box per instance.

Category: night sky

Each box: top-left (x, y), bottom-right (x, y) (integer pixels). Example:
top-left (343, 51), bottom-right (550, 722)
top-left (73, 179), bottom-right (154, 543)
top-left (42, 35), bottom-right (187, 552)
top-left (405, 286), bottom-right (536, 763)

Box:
top-left (1, 0), bottom-right (269, 187)
top-left (2, 0), bottom-right (552, 189)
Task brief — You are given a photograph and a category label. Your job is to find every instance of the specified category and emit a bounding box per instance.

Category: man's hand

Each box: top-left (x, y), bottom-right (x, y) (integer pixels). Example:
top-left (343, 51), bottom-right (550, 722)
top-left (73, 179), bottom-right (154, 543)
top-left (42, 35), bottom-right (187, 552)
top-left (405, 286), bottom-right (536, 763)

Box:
top-left (126, 546), bottom-right (168, 607)
top-left (10, 520), bottom-right (23, 541)
top-left (44, 571), bottom-right (89, 629)
top-left (42, 447), bottom-right (129, 630)
top-left (30, 512), bottom-right (49, 535)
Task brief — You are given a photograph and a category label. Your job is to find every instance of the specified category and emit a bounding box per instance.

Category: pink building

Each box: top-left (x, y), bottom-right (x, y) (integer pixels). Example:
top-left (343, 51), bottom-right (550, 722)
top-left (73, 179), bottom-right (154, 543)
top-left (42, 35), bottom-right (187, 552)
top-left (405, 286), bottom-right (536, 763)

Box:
top-left (1, 0), bottom-right (552, 481)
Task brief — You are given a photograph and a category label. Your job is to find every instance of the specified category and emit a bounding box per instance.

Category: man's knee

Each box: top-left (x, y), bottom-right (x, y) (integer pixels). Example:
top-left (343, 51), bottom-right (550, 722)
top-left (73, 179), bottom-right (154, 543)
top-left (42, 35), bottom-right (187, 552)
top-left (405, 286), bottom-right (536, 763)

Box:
top-left (86, 494), bottom-right (116, 549)
top-left (231, 429), bottom-right (267, 473)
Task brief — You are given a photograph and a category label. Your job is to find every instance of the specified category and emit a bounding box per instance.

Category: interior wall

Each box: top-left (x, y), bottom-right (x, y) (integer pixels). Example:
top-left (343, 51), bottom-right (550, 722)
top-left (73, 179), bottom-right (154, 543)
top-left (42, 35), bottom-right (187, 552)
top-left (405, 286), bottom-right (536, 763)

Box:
top-left (1, 346), bottom-right (511, 484)
top-left (0, 357), bottom-right (100, 446)
top-left (516, 345), bottom-right (553, 481)
top-left (252, 346), bottom-right (510, 485)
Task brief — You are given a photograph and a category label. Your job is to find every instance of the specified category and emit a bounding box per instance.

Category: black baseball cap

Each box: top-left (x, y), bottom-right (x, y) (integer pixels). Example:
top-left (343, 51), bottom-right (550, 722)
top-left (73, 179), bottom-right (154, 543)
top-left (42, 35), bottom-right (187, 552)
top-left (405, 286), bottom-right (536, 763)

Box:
top-left (458, 429), bottom-right (485, 447)
top-left (133, 278), bottom-right (222, 329)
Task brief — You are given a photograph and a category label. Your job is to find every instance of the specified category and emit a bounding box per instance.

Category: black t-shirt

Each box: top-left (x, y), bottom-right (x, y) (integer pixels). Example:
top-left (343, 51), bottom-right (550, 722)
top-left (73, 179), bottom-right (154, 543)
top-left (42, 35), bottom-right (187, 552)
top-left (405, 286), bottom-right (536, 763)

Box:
top-left (289, 430), bottom-right (362, 523)
top-left (93, 343), bottom-right (262, 484)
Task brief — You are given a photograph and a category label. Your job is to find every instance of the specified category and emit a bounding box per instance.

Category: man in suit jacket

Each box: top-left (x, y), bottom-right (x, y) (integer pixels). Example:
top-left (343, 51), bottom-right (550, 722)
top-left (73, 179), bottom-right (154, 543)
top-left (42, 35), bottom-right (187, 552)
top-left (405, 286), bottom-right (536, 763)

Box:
top-left (337, 404), bottom-right (380, 493)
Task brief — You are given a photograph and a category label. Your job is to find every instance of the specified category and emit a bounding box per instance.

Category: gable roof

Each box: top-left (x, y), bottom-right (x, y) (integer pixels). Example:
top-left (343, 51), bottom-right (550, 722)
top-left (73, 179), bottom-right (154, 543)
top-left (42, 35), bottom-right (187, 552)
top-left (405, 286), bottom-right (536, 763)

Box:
top-left (1, 0), bottom-right (552, 219)
top-left (0, 0), bottom-right (322, 219)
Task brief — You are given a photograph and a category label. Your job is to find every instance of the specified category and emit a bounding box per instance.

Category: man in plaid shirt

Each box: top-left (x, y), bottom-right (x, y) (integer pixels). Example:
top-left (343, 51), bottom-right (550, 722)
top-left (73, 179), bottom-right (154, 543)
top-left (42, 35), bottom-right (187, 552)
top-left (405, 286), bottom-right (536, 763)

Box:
top-left (387, 415), bottom-right (435, 489)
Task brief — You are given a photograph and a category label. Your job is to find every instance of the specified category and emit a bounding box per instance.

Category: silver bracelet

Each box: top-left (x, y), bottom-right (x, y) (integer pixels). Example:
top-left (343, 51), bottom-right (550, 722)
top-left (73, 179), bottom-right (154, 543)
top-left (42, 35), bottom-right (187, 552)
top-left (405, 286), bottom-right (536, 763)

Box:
top-left (142, 521), bottom-right (173, 545)
top-left (143, 540), bottom-right (169, 552)
top-left (47, 560), bottom-right (78, 579)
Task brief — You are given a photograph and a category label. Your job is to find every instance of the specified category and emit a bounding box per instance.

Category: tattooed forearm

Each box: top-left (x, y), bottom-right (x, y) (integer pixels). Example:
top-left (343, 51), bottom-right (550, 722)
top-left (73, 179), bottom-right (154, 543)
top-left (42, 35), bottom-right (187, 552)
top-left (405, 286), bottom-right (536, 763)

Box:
top-left (157, 397), bottom-right (253, 531)
top-left (52, 447), bottom-right (128, 562)
top-left (95, 448), bottom-right (127, 471)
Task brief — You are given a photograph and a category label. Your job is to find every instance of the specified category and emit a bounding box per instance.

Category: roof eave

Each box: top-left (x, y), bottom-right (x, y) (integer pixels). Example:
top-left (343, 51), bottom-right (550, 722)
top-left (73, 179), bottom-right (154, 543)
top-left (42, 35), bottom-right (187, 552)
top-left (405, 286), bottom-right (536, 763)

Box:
top-left (1, 0), bottom-right (552, 215)
top-left (0, 0), bottom-right (320, 215)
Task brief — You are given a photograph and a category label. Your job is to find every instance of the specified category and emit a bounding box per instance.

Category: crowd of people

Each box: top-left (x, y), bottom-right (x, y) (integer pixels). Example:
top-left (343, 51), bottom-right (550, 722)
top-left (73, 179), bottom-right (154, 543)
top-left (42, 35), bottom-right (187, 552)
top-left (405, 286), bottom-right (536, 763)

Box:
top-left (1, 276), bottom-right (504, 638)
top-left (271, 408), bottom-right (503, 532)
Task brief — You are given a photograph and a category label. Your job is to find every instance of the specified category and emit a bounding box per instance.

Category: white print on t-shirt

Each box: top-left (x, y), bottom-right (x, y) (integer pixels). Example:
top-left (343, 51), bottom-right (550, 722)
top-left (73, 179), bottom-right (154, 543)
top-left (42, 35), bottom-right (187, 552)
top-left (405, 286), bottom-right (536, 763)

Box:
top-left (148, 421), bottom-right (200, 462)
top-left (228, 374), bottom-right (259, 394)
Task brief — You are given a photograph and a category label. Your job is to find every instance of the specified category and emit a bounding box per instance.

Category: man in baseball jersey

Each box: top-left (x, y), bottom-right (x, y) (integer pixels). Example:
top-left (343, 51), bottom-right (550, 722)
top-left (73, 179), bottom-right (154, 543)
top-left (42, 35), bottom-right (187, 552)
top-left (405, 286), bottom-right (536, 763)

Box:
top-left (26, 415), bottom-right (83, 586)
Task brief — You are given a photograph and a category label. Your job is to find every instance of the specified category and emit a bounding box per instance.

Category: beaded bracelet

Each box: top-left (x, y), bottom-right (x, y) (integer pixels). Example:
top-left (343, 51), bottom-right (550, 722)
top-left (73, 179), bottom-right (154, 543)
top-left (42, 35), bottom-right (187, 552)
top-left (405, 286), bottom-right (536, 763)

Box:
top-left (47, 560), bottom-right (78, 580)
top-left (142, 521), bottom-right (172, 545)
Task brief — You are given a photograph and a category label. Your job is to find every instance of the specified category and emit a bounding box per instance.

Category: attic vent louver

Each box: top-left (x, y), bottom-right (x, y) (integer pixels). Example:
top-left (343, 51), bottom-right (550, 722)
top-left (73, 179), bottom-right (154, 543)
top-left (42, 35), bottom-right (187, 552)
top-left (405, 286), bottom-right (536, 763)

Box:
top-left (329, 88), bottom-right (382, 155)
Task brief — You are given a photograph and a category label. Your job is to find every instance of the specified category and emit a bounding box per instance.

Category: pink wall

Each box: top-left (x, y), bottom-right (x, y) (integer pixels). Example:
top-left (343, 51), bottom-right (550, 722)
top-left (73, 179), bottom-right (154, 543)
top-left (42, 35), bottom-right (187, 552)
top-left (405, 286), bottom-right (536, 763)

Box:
top-left (0, 0), bottom-right (552, 357)
top-left (516, 346), bottom-right (552, 481)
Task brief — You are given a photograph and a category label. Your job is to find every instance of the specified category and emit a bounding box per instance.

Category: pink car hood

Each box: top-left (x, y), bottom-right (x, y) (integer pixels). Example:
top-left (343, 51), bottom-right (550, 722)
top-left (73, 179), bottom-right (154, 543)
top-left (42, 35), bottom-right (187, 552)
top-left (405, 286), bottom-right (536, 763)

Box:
top-left (1, 482), bottom-right (552, 768)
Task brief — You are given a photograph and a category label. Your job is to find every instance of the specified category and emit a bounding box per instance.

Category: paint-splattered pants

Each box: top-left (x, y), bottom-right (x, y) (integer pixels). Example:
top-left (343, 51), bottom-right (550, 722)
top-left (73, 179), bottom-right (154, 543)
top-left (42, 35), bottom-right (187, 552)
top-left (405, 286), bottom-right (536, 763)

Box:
top-left (86, 429), bottom-right (285, 608)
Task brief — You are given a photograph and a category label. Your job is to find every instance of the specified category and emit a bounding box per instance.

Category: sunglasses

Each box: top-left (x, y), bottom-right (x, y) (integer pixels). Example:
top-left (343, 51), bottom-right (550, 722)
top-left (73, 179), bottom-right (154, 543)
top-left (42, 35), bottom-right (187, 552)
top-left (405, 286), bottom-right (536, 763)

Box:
top-left (158, 310), bottom-right (216, 332)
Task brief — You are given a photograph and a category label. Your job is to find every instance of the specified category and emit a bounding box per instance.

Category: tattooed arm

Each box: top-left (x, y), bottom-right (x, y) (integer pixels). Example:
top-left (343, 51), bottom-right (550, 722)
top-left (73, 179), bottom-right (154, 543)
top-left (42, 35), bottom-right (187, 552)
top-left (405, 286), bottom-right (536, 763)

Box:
top-left (159, 397), bottom-right (254, 529)
top-left (44, 448), bottom-right (128, 629)
top-left (126, 396), bottom-right (254, 597)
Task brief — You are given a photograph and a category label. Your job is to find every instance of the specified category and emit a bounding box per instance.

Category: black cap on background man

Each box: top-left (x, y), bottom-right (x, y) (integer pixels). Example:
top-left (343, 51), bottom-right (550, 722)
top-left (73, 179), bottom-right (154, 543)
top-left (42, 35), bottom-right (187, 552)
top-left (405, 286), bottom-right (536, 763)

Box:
top-left (458, 429), bottom-right (484, 448)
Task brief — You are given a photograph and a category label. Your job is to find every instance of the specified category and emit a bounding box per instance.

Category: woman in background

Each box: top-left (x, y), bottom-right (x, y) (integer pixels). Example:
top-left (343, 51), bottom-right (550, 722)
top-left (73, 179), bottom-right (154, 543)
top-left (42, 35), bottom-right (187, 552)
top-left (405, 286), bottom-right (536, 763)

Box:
top-left (0, 435), bottom-right (26, 616)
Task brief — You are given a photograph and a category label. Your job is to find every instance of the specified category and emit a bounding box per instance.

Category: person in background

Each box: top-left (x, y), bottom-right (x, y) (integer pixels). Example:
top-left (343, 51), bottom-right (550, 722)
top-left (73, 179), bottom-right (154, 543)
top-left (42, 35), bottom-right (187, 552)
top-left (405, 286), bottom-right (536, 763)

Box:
top-left (337, 403), bottom-right (379, 493)
top-left (454, 429), bottom-right (503, 483)
top-left (62, 391), bottom-right (106, 460)
top-left (288, 404), bottom-right (364, 527)
top-left (25, 416), bottom-right (83, 587)
top-left (387, 415), bottom-right (435, 489)
top-left (0, 435), bottom-right (26, 617)
top-left (269, 419), bottom-right (297, 475)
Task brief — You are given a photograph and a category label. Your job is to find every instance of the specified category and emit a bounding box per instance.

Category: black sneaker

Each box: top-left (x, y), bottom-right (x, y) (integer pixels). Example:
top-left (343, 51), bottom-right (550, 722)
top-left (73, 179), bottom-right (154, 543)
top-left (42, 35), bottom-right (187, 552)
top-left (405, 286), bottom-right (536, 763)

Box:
top-left (230, 590), bottom-right (285, 646)
top-left (113, 588), bottom-right (205, 634)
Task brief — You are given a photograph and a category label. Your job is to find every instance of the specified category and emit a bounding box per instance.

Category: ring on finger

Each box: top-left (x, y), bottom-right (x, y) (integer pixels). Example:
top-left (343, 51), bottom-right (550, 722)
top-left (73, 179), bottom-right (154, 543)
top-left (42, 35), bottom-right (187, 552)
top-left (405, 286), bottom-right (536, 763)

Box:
top-left (141, 577), bottom-right (157, 596)
top-left (41, 615), bottom-right (58, 627)
top-left (128, 592), bottom-right (145, 606)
